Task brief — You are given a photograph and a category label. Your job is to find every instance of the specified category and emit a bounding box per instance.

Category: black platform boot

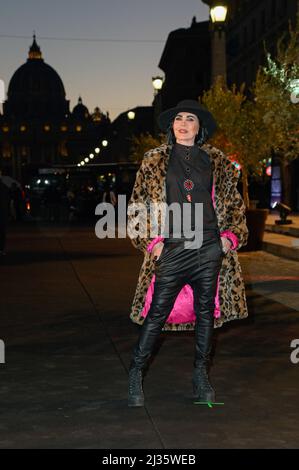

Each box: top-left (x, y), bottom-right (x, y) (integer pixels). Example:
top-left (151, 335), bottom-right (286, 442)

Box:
top-left (128, 364), bottom-right (144, 407)
top-left (192, 309), bottom-right (216, 403)
top-left (127, 336), bottom-right (152, 408)
top-left (192, 360), bottom-right (216, 403)
top-left (128, 311), bottom-right (165, 408)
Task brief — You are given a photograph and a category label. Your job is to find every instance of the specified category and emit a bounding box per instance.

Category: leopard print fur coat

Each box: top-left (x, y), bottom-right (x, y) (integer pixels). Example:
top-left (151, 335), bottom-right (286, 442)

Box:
top-left (127, 142), bottom-right (248, 331)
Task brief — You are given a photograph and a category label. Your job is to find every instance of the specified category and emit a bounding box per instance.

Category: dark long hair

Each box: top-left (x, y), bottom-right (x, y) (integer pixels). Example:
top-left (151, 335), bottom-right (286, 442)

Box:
top-left (166, 119), bottom-right (209, 146)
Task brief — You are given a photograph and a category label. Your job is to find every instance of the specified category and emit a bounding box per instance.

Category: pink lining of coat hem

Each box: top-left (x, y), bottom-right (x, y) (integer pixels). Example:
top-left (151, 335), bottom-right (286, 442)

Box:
top-left (140, 272), bottom-right (221, 323)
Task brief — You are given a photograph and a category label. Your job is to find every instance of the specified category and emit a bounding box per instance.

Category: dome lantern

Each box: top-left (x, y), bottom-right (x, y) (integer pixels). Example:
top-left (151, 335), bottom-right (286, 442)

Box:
top-left (28, 34), bottom-right (43, 60)
top-left (72, 96), bottom-right (90, 119)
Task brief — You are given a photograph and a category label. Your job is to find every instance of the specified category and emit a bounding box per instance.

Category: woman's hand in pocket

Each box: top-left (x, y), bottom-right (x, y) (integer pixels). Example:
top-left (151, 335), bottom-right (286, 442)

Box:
top-left (221, 236), bottom-right (232, 254)
top-left (152, 242), bottom-right (164, 262)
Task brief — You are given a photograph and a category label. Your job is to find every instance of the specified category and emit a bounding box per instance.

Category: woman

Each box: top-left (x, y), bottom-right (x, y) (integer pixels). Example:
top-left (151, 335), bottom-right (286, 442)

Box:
top-left (127, 100), bottom-right (248, 407)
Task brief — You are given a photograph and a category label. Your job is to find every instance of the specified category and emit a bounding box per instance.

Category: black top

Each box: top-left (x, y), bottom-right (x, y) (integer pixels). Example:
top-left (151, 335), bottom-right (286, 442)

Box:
top-left (164, 142), bottom-right (218, 241)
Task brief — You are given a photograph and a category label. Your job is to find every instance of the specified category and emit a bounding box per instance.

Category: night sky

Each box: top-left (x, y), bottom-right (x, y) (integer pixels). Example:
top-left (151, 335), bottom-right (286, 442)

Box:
top-left (0, 0), bottom-right (209, 120)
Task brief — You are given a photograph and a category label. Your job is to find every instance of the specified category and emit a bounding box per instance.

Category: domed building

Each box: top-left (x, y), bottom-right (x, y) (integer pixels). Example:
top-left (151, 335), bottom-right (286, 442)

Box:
top-left (0, 36), bottom-right (111, 181)
top-left (72, 97), bottom-right (89, 120)
top-left (5, 36), bottom-right (69, 120)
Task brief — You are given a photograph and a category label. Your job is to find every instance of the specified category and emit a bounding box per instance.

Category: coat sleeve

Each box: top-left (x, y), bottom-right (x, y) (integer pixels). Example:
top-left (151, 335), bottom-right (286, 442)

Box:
top-left (127, 157), bottom-right (157, 254)
top-left (220, 157), bottom-right (249, 250)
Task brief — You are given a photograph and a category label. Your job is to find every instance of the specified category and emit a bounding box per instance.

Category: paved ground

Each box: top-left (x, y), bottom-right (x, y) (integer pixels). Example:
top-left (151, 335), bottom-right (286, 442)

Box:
top-left (0, 223), bottom-right (298, 449)
top-left (266, 212), bottom-right (299, 229)
top-left (263, 211), bottom-right (299, 261)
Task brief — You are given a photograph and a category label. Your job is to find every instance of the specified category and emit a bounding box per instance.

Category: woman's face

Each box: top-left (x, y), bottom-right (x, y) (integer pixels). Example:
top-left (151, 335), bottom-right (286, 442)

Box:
top-left (172, 112), bottom-right (200, 145)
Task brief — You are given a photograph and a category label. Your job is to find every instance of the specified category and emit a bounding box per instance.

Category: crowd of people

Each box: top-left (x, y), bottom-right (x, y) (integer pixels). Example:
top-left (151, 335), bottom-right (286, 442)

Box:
top-left (37, 180), bottom-right (117, 222)
top-left (0, 162), bottom-right (141, 261)
top-left (0, 172), bottom-right (119, 256)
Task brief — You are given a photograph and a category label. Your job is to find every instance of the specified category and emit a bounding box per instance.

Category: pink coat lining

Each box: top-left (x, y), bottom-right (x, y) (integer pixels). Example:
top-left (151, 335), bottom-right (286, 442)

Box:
top-left (141, 180), bottom-right (238, 323)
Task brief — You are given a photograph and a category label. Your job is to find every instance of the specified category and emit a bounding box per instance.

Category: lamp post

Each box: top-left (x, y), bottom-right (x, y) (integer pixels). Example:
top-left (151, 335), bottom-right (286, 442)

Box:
top-left (203, 1), bottom-right (228, 85)
top-left (127, 110), bottom-right (135, 121)
top-left (152, 76), bottom-right (164, 136)
top-left (152, 77), bottom-right (163, 96)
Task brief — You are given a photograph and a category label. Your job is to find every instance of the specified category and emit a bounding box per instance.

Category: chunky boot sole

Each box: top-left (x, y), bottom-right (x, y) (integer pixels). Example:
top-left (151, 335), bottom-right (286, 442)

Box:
top-left (128, 394), bottom-right (144, 407)
top-left (192, 381), bottom-right (216, 403)
top-left (193, 390), bottom-right (216, 403)
top-left (128, 367), bottom-right (145, 407)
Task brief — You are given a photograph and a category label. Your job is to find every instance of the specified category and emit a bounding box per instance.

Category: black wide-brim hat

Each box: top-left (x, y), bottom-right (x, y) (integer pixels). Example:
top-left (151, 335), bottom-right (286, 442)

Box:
top-left (158, 99), bottom-right (217, 139)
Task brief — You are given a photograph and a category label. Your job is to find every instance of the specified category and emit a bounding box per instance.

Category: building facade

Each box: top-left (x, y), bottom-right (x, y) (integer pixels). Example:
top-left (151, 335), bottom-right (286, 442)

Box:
top-left (109, 106), bottom-right (154, 163)
top-left (0, 36), bottom-right (111, 182)
top-left (225, 0), bottom-right (298, 91)
top-left (156, 16), bottom-right (211, 112)
top-left (157, 1), bottom-right (298, 209)
top-left (224, 0), bottom-right (299, 210)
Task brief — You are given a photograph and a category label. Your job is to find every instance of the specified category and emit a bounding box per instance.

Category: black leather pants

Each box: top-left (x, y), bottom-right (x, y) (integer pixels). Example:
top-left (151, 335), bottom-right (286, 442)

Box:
top-left (130, 234), bottom-right (224, 370)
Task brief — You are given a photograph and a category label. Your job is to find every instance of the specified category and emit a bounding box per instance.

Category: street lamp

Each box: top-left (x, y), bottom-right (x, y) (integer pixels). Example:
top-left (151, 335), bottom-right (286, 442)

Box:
top-left (210, 3), bottom-right (228, 24)
top-left (203, 0), bottom-right (228, 85)
top-left (95, 147), bottom-right (100, 154)
top-left (152, 76), bottom-right (164, 136)
top-left (89, 153), bottom-right (94, 159)
top-left (152, 76), bottom-right (163, 95)
top-left (127, 110), bottom-right (135, 120)
top-left (272, 202), bottom-right (293, 225)
top-left (102, 140), bottom-right (108, 147)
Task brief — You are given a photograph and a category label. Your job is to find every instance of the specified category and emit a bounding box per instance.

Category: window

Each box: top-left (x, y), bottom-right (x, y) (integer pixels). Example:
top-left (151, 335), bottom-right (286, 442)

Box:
top-left (251, 60), bottom-right (256, 81)
top-left (278, 0), bottom-right (287, 15)
top-left (243, 26), bottom-right (248, 48)
top-left (251, 18), bottom-right (256, 42)
top-left (242, 65), bottom-right (247, 83)
top-left (271, 0), bottom-right (276, 18)
top-left (260, 10), bottom-right (266, 34)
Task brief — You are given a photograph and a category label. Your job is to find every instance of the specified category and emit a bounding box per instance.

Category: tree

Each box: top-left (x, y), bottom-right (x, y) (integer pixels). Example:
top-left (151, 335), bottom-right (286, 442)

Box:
top-left (202, 76), bottom-right (271, 208)
top-left (129, 132), bottom-right (163, 162)
top-left (253, 15), bottom-right (299, 204)
top-left (201, 15), bottom-right (299, 209)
